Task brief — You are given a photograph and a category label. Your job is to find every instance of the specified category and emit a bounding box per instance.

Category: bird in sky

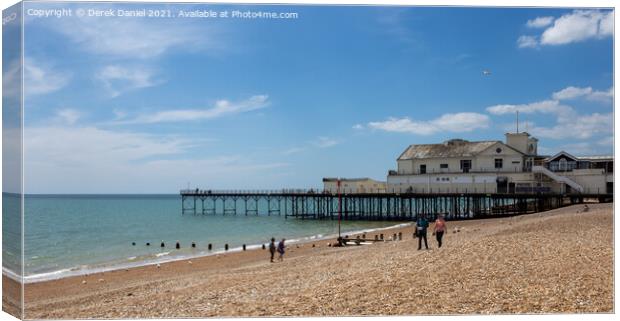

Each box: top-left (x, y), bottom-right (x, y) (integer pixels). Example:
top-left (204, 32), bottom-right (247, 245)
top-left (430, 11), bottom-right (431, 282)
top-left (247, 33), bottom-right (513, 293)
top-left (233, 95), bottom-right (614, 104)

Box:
top-left (482, 70), bottom-right (492, 76)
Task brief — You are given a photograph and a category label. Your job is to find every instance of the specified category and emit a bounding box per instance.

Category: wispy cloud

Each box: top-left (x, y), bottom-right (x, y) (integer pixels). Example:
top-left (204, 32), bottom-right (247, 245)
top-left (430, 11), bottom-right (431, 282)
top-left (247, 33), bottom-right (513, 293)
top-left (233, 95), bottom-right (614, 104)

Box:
top-left (518, 10), bottom-right (613, 48)
top-left (313, 136), bottom-right (340, 148)
top-left (486, 100), bottom-right (573, 116)
top-left (23, 125), bottom-right (287, 193)
top-left (529, 112), bottom-right (612, 140)
top-left (24, 57), bottom-right (70, 95)
top-left (517, 35), bottom-right (539, 49)
top-left (48, 14), bottom-right (212, 59)
top-left (487, 88), bottom-right (613, 141)
top-left (55, 109), bottom-right (81, 125)
top-left (551, 86), bottom-right (613, 103)
top-left (114, 95), bottom-right (270, 124)
top-left (367, 113), bottom-right (489, 135)
top-left (96, 65), bottom-right (161, 98)
top-left (281, 147), bottom-right (306, 155)
top-left (352, 124), bottom-right (365, 130)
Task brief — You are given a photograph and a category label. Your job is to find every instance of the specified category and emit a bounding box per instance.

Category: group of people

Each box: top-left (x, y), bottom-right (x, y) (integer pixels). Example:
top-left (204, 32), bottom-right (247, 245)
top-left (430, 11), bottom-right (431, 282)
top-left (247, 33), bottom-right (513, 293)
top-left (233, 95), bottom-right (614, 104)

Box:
top-left (415, 214), bottom-right (447, 250)
top-left (268, 238), bottom-right (286, 262)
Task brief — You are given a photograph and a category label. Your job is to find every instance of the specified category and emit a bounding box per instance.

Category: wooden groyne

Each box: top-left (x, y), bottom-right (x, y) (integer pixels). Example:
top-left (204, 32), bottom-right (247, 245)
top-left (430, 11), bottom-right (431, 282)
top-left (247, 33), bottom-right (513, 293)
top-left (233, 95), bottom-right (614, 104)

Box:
top-left (180, 189), bottom-right (611, 221)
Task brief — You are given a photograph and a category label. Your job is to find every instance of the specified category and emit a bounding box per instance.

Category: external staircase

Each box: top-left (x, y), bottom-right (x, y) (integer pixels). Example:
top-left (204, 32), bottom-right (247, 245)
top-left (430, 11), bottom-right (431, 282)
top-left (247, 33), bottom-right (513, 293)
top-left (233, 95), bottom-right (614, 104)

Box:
top-left (532, 166), bottom-right (584, 193)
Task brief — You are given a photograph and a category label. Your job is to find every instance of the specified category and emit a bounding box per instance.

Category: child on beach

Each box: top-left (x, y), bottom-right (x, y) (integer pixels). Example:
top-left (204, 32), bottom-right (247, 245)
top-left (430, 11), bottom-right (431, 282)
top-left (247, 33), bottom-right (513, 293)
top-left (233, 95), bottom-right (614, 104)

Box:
top-left (277, 238), bottom-right (286, 261)
top-left (269, 238), bottom-right (276, 263)
top-left (416, 216), bottom-right (429, 250)
top-left (433, 214), bottom-right (447, 248)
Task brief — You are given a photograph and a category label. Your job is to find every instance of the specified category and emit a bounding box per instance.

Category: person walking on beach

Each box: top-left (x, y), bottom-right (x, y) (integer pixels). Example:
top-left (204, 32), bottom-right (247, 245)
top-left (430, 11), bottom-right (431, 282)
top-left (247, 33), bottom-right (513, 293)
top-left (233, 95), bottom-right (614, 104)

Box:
top-left (277, 238), bottom-right (286, 261)
top-left (269, 238), bottom-right (276, 263)
top-left (416, 215), bottom-right (429, 250)
top-left (433, 214), bottom-right (447, 248)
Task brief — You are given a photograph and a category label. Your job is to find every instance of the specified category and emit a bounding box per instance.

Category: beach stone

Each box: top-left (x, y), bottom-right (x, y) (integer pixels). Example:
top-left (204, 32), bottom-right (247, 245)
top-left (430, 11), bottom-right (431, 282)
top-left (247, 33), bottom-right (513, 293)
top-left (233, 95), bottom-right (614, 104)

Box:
top-left (98, 279), bottom-right (104, 283)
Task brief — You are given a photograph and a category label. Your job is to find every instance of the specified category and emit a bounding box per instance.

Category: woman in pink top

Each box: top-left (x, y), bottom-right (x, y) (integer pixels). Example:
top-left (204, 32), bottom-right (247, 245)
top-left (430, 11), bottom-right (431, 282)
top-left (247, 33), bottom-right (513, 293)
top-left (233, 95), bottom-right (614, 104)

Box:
top-left (433, 214), bottom-right (447, 248)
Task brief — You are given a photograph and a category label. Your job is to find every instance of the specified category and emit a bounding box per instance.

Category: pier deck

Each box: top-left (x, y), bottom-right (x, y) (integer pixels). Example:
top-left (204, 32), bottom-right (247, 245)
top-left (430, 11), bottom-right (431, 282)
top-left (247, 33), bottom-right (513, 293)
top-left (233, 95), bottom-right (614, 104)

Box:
top-left (180, 189), bottom-right (612, 221)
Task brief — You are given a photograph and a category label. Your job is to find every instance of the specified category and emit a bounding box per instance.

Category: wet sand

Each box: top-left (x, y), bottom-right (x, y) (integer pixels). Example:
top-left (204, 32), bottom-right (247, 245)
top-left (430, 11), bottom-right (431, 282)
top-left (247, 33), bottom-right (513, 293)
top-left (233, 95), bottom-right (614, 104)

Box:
top-left (4, 203), bottom-right (614, 318)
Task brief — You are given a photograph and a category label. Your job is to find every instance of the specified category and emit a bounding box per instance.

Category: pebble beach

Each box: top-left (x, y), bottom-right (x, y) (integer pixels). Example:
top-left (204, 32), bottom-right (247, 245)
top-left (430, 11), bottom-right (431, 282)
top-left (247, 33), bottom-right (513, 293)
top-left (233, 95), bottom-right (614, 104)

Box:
top-left (5, 203), bottom-right (614, 318)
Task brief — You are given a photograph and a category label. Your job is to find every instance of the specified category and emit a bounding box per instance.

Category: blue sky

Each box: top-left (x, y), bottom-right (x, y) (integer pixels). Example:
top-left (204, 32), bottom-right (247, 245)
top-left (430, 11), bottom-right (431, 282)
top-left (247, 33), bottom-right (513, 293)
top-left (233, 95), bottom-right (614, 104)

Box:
top-left (15, 2), bottom-right (614, 193)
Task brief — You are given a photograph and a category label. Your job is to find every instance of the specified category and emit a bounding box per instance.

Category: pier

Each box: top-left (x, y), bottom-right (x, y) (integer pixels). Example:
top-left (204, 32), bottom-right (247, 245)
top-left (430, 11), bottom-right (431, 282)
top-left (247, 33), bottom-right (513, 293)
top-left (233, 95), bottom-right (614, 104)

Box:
top-left (180, 189), bottom-right (611, 221)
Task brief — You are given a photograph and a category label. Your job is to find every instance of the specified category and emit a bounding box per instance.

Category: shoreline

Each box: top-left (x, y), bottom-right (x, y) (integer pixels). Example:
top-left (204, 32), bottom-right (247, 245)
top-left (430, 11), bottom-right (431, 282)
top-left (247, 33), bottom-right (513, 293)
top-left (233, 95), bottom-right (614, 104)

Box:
top-left (5, 221), bottom-right (413, 284)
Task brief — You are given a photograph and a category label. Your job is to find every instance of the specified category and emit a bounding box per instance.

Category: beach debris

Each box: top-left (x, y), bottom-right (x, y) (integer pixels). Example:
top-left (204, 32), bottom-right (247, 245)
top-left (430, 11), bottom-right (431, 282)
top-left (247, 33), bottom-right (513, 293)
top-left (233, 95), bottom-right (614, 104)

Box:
top-left (98, 278), bottom-right (105, 283)
top-left (327, 243), bottom-right (332, 247)
top-left (188, 260), bottom-right (192, 265)
top-left (81, 280), bottom-right (87, 284)
top-left (127, 292), bottom-right (133, 297)
top-left (156, 263), bottom-right (161, 269)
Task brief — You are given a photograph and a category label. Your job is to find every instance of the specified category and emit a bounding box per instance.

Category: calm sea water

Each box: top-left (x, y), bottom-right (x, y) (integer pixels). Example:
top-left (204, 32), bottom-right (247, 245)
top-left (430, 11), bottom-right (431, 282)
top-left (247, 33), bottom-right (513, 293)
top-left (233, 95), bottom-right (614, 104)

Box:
top-left (2, 194), bottom-right (405, 282)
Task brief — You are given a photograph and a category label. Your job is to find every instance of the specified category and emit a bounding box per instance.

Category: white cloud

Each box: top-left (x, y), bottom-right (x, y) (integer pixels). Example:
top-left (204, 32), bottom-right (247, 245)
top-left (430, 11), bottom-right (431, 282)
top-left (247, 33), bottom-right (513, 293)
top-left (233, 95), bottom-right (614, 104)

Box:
top-left (367, 112), bottom-right (489, 135)
top-left (96, 65), bottom-right (160, 98)
top-left (586, 87), bottom-right (614, 103)
top-left (526, 16), bottom-right (554, 28)
top-left (352, 124), bottom-right (365, 130)
top-left (313, 136), bottom-right (340, 148)
top-left (517, 35), bottom-right (538, 48)
top-left (529, 112), bottom-right (612, 139)
top-left (48, 15), bottom-right (211, 59)
top-left (24, 58), bottom-right (70, 95)
top-left (116, 95), bottom-right (270, 124)
top-left (552, 86), bottom-right (613, 103)
top-left (551, 86), bottom-right (593, 100)
top-left (281, 147), bottom-right (306, 155)
top-left (518, 10), bottom-right (613, 48)
top-left (540, 10), bottom-right (613, 45)
top-left (23, 125), bottom-right (287, 193)
top-left (486, 100), bottom-right (573, 116)
top-left (55, 109), bottom-right (81, 125)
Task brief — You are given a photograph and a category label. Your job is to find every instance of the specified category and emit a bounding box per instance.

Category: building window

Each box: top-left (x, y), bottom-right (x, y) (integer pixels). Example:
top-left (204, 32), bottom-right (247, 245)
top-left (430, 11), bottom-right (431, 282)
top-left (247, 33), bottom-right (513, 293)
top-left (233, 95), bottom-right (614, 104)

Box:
top-left (460, 160), bottom-right (471, 173)
top-left (440, 164), bottom-right (448, 169)
top-left (420, 164), bottom-right (426, 174)
top-left (559, 158), bottom-right (567, 171)
top-left (495, 158), bottom-right (503, 169)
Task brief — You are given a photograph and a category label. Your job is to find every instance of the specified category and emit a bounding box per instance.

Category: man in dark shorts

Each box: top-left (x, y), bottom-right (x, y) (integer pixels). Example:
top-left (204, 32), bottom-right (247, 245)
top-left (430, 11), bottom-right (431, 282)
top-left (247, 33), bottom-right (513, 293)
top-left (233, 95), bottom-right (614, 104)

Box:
top-left (416, 215), bottom-right (429, 250)
top-left (269, 237), bottom-right (276, 263)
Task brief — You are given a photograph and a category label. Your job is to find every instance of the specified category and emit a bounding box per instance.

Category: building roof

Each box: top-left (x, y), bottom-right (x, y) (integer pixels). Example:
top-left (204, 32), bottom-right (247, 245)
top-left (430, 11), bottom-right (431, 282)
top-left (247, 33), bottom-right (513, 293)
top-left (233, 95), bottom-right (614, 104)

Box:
top-left (397, 139), bottom-right (506, 160)
top-left (577, 155), bottom-right (614, 161)
top-left (322, 177), bottom-right (384, 183)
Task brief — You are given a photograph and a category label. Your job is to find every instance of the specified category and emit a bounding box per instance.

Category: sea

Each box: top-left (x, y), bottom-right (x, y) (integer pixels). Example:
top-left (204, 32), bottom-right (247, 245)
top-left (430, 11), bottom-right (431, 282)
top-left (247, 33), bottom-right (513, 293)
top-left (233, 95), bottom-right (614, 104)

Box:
top-left (2, 194), bottom-right (408, 283)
